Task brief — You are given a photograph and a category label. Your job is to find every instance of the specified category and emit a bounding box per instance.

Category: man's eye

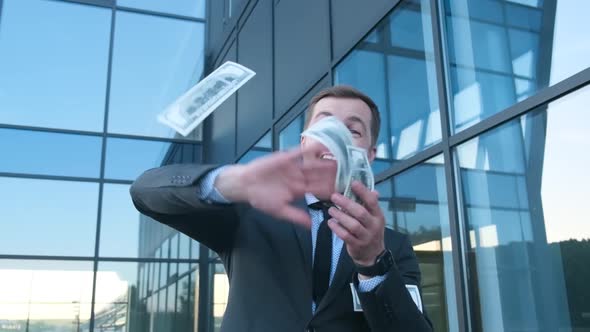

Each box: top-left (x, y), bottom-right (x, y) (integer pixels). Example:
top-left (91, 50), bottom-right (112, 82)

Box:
top-left (349, 129), bottom-right (361, 137)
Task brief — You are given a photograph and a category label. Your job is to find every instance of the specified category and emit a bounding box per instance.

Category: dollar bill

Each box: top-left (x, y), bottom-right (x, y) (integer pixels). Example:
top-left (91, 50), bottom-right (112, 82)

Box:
top-left (301, 116), bottom-right (374, 202)
top-left (158, 61), bottom-right (256, 136)
top-left (343, 146), bottom-right (375, 204)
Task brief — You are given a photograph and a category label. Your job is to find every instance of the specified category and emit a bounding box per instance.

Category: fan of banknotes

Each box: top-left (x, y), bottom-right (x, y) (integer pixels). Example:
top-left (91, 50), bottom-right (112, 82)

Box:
top-left (301, 116), bottom-right (375, 204)
top-left (158, 61), bottom-right (256, 137)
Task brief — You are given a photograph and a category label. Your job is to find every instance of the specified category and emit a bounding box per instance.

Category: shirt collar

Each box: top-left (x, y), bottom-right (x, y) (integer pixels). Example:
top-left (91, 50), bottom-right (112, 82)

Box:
top-left (305, 193), bottom-right (320, 206)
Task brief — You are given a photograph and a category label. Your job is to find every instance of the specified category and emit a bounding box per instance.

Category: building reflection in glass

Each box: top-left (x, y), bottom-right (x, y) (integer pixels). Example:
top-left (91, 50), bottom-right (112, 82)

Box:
top-left (376, 155), bottom-right (458, 332)
top-left (456, 85), bottom-right (590, 331)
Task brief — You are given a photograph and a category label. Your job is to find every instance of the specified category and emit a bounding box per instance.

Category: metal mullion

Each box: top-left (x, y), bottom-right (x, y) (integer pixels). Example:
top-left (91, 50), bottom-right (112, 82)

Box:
top-left (0, 123), bottom-right (103, 137)
top-left (198, 246), bottom-right (211, 332)
top-left (0, 123), bottom-right (204, 145)
top-left (379, 19), bottom-right (395, 165)
top-left (271, 0), bottom-right (276, 125)
top-left (233, 128), bottom-right (273, 163)
top-left (106, 132), bottom-right (203, 144)
top-left (97, 257), bottom-right (199, 264)
top-left (445, 11), bottom-right (541, 35)
top-left (448, 67), bottom-right (590, 148)
top-left (89, 5), bottom-right (116, 332)
top-left (271, 71), bottom-right (329, 124)
top-left (0, 172), bottom-right (100, 183)
top-left (430, 0), bottom-right (470, 331)
top-left (0, 172), bottom-right (136, 185)
top-left (102, 178), bottom-right (134, 185)
top-left (356, 42), bottom-right (427, 61)
top-left (116, 5), bottom-right (206, 23)
top-left (45, 0), bottom-right (114, 9)
top-left (328, 0), bottom-right (333, 86)
top-left (0, 254), bottom-right (198, 263)
top-left (234, 24), bottom-right (240, 161)
top-left (0, 254), bottom-right (96, 261)
top-left (375, 142), bottom-right (444, 184)
top-left (449, 62), bottom-right (533, 81)
top-left (329, 0), bottom-right (403, 69)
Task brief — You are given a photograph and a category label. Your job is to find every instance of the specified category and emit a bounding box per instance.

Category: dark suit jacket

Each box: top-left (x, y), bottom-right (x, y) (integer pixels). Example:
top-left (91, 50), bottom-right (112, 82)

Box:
top-left (130, 164), bottom-right (433, 332)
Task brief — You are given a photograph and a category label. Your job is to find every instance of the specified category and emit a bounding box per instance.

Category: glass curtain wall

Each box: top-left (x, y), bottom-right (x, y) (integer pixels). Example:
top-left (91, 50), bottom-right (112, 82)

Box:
top-left (0, 0), bottom-right (206, 331)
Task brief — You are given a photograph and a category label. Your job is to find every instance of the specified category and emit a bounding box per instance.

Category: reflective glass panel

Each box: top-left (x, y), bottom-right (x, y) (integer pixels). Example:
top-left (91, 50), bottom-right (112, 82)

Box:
top-left (0, 260), bottom-right (94, 331)
top-left (212, 263), bottom-right (229, 332)
top-left (95, 262), bottom-right (195, 332)
top-left (0, 177), bottom-right (98, 256)
top-left (104, 138), bottom-right (200, 181)
top-left (443, 0), bottom-right (590, 133)
top-left (99, 184), bottom-right (200, 259)
top-left (455, 85), bottom-right (590, 331)
top-left (108, 12), bottom-right (205, 139)
top-left (279, 113), bottom-right (304, 151)
top-left (238, 131), bottom-right (272, 164)
top-left (117, 0), bottom-right (206, 19)
top-left (0, 129), bottom-right (102, 178)
top-left (336, 0), bottom-right (441, 170)
top-left (0, 0), bottom-right (110, 132)
top-left (376, 155), bottom-right (457, 331)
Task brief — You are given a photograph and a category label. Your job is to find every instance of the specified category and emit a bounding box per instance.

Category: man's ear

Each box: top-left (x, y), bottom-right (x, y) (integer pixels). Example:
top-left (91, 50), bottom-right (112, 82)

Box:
top-left (368, 145), bottom-right (377, 163)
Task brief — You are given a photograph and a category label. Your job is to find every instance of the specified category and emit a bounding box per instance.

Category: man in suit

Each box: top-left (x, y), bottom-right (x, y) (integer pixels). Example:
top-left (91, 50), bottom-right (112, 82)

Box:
top-left (130, 85), bottom-right (433, 331)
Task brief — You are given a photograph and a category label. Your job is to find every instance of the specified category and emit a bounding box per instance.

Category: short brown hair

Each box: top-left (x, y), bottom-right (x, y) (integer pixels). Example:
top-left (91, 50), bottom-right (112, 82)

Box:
top-left (304, 85), bottom-right (381, 146)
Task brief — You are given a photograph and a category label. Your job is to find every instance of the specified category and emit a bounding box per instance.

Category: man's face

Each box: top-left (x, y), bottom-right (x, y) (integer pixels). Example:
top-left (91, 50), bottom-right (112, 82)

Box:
top-left (300, 97), bottom-right (376, 200)
top-left (301, 96), bottom-right (376, 162)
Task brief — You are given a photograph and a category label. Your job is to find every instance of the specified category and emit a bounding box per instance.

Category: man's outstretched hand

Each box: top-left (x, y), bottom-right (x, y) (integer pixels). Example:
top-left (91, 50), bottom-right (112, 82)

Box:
top-left (214, 148), bottom-right (336, 228)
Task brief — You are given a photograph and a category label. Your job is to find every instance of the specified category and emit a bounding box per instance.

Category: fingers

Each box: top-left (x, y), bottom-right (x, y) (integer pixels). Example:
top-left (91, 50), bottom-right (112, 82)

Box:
top-left (350, 181), bottom-right (381, 216)
top-left (327, 218), bottom-right (360, 246)
top-left (328, 206), bottom-right (367, 240)
top-left (330, 192), bottom-right (372, 228)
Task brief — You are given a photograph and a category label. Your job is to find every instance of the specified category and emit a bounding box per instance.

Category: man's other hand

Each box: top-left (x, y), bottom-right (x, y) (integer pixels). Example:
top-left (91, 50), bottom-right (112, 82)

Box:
top-left (214, 147), bottom-right (333, 228)
top-left (327, 181), bottom-right (386, 271)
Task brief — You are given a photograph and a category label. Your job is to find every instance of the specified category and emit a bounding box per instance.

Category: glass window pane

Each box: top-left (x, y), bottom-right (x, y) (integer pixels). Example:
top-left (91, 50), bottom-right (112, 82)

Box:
top-left (255, 131), bottom-right (272, 148)
top-left (0, 178), bottom-right (98, 256)
top-left (444, 0), bottom-right (590, 133)
top-left (117, 0), bottom-right (206, 19)
top-left (176, 270), bottom-right (197, 331)
top-left (105, 138), bottom-right (201, 181)
top-left (99, 183), bottom-right (200, 258)
top-left (336, 0), bottom-right (441, 170)
top-left (212, 263), bottom-right (229, 332)
top-left (0, 0), bottom-right (110, 132)
top-left (0, 260), bottom-right (94, 331)
top-left (0, 129), bottom-right (102, 178)
top-left (279, 113), bottom-right (304, 151)
top-left (179, 233), bottom-right (192, 260)
top-left (238, 131), bottom-right (272, 164)
top-left (377, 156), bottom-right (458, 331)
top-left (95, 261), bottom-right (196, 332)
top-left (107, 12), bottom-right (205, 139)
top-left (455, 85), bottom-right (590, 331)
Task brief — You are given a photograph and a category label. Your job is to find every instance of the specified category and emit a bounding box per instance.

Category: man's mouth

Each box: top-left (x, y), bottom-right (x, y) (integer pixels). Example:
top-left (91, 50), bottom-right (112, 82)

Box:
top-left (320, 153), bottom-right (336, 160)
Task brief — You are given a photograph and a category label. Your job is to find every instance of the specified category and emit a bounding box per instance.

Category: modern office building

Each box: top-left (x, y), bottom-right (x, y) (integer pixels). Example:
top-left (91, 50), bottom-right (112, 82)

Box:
top-left (0, 0), bottom-right (589, 331)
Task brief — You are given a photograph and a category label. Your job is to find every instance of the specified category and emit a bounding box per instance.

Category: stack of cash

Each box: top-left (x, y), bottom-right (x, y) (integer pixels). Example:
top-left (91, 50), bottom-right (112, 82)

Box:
top-left (301, 116), bottom-right (375, 203)
top-left (158, 61), bottom-right (256, 137)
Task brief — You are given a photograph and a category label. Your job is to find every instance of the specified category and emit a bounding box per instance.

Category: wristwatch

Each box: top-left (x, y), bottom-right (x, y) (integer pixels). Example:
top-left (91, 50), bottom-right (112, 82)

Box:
top-left (355, 249), bottom-right (394, 277)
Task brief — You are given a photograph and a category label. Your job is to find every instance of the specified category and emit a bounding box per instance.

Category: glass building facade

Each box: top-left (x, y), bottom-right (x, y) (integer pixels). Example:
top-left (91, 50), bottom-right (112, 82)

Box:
top-left (2, 0), bottom-right (590, 331)
top-left (0, 0), bottom-right (208, 331)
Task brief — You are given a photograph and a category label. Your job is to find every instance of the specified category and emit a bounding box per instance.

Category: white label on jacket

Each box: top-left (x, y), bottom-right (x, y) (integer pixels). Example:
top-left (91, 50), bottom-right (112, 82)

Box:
top-left (405, 284), bottom-right (423, 313)
top-left (349, 283), bottom-right (363, 312)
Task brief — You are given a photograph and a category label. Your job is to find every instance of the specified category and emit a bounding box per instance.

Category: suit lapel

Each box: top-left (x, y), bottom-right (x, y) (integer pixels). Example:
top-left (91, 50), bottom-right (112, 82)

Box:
top-left (314, 243), bottom-right (355, 315)
top-left (291, 199), bottom-right (313, 314)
